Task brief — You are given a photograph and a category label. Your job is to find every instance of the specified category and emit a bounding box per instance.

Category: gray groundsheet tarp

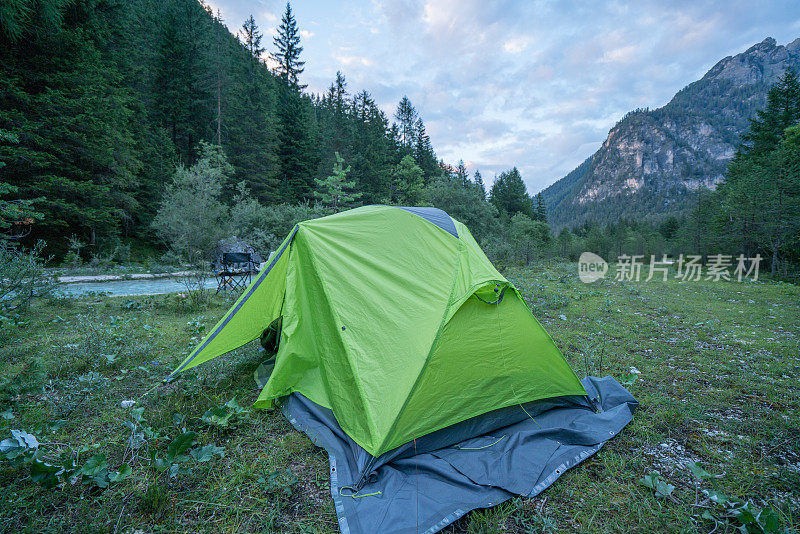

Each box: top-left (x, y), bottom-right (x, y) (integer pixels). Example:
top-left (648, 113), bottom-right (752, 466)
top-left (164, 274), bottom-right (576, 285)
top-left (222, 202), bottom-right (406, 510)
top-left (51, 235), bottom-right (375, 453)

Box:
top-left (280, 376), bottom-right (638, 534)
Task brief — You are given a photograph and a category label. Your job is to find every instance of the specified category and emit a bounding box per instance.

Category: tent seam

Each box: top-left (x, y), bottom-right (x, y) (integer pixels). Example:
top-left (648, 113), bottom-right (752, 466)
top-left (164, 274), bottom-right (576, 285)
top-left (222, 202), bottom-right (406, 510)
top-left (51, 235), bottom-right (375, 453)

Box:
top-left (166, 224), bottom-right (299, 379)
top-left (373, 236), bottom-right (465, 456)
top-left (299, 227), bottom-right (379, 453)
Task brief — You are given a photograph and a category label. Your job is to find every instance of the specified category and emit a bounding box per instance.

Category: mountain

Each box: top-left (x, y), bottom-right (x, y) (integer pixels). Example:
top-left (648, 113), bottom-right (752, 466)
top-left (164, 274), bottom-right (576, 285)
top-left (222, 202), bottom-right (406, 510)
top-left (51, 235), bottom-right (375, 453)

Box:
top-left (542, 37), bottom-right (800, 230)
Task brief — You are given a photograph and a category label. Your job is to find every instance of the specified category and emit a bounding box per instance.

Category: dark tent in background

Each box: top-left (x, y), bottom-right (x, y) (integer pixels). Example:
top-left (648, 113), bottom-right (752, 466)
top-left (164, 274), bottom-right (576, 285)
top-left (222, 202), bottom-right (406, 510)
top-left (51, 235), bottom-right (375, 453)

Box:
top-left (209, 237), bottom-right (264, 273)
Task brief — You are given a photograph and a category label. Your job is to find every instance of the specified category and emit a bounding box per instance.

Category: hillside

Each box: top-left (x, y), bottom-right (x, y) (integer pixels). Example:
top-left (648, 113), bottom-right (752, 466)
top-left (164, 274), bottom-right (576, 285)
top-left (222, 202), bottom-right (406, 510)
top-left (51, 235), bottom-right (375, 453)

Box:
top-left (542, 37), bottom-right (800, 229)
top-left (0, 0), bottom-right (440, 252)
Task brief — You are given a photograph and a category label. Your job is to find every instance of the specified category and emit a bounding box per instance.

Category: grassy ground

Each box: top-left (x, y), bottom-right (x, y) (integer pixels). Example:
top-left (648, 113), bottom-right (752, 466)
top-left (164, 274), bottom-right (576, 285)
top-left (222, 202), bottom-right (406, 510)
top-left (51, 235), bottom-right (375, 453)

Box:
top-left (0, 261), bottom-right (797, 532)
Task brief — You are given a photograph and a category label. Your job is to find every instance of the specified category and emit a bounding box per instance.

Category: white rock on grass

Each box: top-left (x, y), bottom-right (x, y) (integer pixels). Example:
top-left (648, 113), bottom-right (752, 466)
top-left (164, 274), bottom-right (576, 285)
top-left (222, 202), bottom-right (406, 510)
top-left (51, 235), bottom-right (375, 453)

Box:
top-left (121, 400), bottom-right (136, 408)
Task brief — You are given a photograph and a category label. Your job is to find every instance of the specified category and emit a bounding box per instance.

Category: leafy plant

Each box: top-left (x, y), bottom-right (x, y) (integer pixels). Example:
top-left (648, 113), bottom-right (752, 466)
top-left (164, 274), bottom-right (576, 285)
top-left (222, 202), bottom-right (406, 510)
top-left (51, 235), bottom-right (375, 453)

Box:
top-left (153, 431), bottom-right (225, 478)
top-left (639, 472), bottom-right (675, 498)
top-left (186, 317), bottom-right (207, 337)
top-left (201, 398), bottom-right (249, 429)
top-left (189, 444), bottom-right (225, 463)
top-left (121, 299), bottom-right (142, 311)
top-left (80, 453), bottom-right (111, 488)
top-left (257, 468), bottom-right (299, 498)
top-left (0, 429), bottom-right (129, 489)
top-left (153, 431), bottom-right (196, 478)
top-left (0, 429), bottom-right (40, 461)
top-left (687, 462), bottom-right (784, 533)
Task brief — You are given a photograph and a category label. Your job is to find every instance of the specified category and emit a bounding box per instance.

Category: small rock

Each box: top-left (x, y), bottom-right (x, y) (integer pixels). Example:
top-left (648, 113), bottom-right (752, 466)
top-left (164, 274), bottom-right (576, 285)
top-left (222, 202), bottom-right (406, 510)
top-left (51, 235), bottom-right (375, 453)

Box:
top-left (558, 314), bottom-right (567, 320)
top-left (629, 366), bottom-right (642, 375)
top-left (121, 400), bottom-right (136, 408)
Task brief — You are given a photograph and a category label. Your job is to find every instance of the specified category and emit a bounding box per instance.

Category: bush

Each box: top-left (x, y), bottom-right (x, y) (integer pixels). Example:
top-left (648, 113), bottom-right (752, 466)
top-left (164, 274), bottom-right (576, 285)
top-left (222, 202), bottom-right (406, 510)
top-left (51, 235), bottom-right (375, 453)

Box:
top-left (508, 214), bottom-right (551, 264)
top-left (0, 240), bottom-right (56, 313)
top-left (228, 184), bottom-right (322, 257)
top-left (152, 142), bottom-right (231, 264)
top-left (424, 174), bottom-right (501, 243)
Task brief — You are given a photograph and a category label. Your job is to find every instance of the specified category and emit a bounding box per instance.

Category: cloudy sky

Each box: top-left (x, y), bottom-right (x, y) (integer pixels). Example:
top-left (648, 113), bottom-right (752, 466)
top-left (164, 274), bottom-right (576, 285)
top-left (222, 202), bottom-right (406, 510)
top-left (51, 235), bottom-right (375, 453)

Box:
top-left (206, 0), bottom-right (800, 194)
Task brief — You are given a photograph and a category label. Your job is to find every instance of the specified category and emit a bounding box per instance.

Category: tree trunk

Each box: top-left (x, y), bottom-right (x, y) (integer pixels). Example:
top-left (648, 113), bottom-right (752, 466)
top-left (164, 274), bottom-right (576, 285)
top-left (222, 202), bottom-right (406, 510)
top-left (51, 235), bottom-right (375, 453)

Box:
top-left (771, 240), bottom-right (779, 277)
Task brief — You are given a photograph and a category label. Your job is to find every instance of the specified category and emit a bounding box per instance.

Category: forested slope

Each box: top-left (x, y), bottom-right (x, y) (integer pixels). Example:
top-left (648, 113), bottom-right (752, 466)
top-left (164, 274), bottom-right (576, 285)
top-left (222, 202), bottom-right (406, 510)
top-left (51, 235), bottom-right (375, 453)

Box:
top-left (0, 0), bottom-right (440, 252)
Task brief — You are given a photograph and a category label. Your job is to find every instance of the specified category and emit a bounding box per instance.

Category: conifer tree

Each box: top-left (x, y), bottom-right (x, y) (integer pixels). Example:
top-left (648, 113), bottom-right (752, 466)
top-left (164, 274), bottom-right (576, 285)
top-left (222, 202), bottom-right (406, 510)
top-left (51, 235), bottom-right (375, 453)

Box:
top-left (455, 160), bottom-right (469, 186)
top-left (318, 71), bottom-right (351, 174)
top-left (489, 168), bottom-right (533, 218)
top-left (394, 96), bottom-right (418, 151)
top-left (271, 2), bottom-right (305, 88)
top-left (153, 1), bottom-right (212, 160)
top-left (350, 91), bottom-right (393, 203)
top-left (473, 170), bottom-right (486, 201)
top-left (228, 15), bottom-right (278, 201)
top-left (211, 9), bottom-right (228, 145)
top-left (534, 193), bottom-right (547, 222)
top-left (392, 155), bottom-right (425, 205)
top-left (413, 118), bottom-right (438, 181)
top-left (269, 3), bottom-right (316, 202)
top-left (717, 69), bottom-right (800, 275)
top-left (276, 86), bottom-right (318, 201)
top-left (314, 152), bottom-right (361, 213)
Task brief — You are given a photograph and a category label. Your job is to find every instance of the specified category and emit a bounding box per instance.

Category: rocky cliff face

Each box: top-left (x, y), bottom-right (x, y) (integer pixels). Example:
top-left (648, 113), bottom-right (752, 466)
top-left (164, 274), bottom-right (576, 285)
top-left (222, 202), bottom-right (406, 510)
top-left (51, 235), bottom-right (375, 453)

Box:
top-left (543, 37), bottom-right (800, 229)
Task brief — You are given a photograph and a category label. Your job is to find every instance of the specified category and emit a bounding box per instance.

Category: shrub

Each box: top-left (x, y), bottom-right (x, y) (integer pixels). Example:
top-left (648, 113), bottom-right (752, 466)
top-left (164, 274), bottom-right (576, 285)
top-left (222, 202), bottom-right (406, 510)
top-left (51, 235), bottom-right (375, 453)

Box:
top-left (0, 240), bottom-right (56, 313)
top-left (152, 142), bottom-right (231, 264)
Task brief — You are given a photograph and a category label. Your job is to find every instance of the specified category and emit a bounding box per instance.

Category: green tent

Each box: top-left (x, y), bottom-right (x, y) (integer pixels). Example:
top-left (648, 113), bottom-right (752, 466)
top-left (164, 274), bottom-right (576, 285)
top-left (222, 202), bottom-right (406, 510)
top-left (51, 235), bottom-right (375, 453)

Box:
top-left (168, 206), bottom-right (586, 457)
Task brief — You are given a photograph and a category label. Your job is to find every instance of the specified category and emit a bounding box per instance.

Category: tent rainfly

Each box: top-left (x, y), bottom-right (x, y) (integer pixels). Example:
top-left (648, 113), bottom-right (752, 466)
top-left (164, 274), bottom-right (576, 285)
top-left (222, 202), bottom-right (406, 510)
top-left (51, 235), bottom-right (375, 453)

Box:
top-left (167, 205), bottom-right (587, 454)
top-left (165, 206), bottom-right (639, 534)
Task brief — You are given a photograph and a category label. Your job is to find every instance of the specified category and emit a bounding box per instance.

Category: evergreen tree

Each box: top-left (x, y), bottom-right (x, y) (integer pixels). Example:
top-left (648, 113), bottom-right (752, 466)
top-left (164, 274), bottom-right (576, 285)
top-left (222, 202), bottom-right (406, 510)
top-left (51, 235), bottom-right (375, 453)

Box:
top-left (0, 0), bottom-right (456, 256)
top-left (0, 130), bottom-right (42, 239)
top-left (489, 168), bottom-right (533, 218)
top-left (0, 1), bottom-right (143, 248)
top-left (394, 96), bottom-right (418, 152)
top-left (392, 155), bottom-right (424, 205)
top-left (413, 117), bottom-right (439, 181)
top-left (314, 152), bottom-right (361, 213)
top-left (240, 15), bottom-right (264, 59)
top-left (473, 170), bottom-right (486, 201)
top-left (153, 1), bottom-right (212, 160)
top-left (318, 71), bottom-right (352, 176)
top-left (270, 3), bottom-right (316, 202)
top-left (350, 90), bottom-right (393, 203)
top-left (455, 160), bottom-right (469, 186)
top-left (271, 2), bottom-right (305, 88)
top-left (716, 70), bottom-right (800, 275)
top-left (276, 85), bottom-right (318, 202)
top-left (227, 15), bottom-right (278, 201)
top-left (534, 193), bottom-right (547, 222)
top-left (211, 9), bottom-right (228, 146)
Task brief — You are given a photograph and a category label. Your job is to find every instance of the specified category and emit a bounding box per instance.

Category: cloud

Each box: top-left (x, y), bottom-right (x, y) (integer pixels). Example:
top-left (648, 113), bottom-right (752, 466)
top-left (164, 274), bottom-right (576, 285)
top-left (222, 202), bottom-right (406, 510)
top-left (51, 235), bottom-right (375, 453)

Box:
top-left (334, 54), bottom-right (374, 67)
top-left (503, 37), bottom-right (530, 54)
top-left (213, 0), bottom-right (800, 194)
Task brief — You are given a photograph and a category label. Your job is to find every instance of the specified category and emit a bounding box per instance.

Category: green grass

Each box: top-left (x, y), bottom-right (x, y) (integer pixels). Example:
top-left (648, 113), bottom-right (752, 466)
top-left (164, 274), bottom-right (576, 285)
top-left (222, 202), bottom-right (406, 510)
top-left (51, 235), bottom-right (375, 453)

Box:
top-left (0, 262), bottom-right (797, 532)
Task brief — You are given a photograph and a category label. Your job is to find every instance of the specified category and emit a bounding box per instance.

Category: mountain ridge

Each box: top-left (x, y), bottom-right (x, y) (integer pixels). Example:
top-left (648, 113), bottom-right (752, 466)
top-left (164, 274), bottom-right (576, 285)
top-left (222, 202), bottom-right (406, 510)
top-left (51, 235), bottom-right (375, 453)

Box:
top-left (542, 37), bottom-right (800, 229)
